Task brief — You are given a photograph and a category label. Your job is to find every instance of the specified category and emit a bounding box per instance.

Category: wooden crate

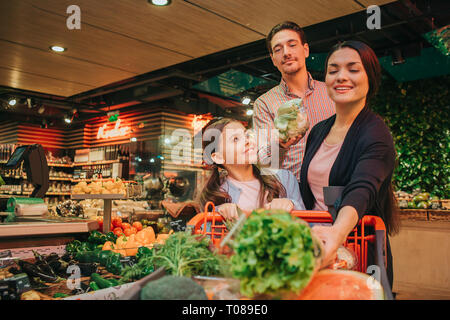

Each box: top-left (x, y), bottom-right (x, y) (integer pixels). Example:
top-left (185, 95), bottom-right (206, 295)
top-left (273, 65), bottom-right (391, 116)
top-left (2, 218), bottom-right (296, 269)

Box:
top-left (440, 199), bottom-right (450, 210)
top-left (428, 209), bottom-right (450, 222)
top-left (398, 209), bottom-right (429, 221)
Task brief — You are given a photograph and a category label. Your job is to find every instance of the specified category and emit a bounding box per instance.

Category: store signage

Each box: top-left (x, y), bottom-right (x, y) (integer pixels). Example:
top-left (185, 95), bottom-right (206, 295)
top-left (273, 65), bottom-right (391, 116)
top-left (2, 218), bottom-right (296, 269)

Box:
top-left (97, 119), bottom-right (131, 140)
top-left (191, 115), bottom-right (212, 134)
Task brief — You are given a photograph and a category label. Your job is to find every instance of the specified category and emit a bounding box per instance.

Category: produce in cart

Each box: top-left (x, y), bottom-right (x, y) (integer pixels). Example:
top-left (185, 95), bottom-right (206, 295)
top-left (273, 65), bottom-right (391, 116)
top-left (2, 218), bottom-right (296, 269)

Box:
top-left (229, 209), bottom-right (323, 298)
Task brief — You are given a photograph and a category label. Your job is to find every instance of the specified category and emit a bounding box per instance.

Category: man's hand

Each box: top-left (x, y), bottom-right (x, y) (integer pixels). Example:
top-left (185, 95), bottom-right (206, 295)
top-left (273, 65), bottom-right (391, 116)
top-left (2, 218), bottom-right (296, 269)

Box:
top-left (265, 198), bottom-right (294, 212)
top-left (279, 134), bottom-right (303, 149)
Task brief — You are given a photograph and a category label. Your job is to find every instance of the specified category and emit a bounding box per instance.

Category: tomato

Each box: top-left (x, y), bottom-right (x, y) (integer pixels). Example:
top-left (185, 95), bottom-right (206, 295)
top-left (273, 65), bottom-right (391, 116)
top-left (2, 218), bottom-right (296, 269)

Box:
top-left (129, 226), bottom-right (138, 234)
top-left (112, 217), bottom-right (123, 228)
top-left (95, 217), bottom-right (103, 231)
top-left (121, 222), bottom-right (131, 230)
top-left (113, 227), bottom-right (124, 237)
top-left (132, 221), bottom-right (143, 231)
top-left (124, 227), bottom-right (137, 236)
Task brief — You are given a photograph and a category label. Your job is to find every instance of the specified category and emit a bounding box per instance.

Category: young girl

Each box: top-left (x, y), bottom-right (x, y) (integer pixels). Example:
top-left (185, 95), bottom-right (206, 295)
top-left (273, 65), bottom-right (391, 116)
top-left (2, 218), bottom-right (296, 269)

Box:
top-left (199, 118), bottom-right (305, 220)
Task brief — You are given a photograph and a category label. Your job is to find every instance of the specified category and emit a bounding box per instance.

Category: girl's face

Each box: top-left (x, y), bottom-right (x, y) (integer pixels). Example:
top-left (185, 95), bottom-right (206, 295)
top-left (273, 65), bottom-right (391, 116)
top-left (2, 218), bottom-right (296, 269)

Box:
top-left (325, 47), bottom-right (369, 106)
top-left (212, 121), bottom-right (257, 166)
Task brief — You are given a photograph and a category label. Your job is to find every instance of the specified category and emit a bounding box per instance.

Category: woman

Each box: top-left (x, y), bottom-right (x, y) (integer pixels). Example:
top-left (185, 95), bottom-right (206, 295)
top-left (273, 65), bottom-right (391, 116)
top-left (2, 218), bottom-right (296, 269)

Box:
top-left (199, 118), bottom-right (305, 220)
top-left (299, 41), bottom-right (399, 287)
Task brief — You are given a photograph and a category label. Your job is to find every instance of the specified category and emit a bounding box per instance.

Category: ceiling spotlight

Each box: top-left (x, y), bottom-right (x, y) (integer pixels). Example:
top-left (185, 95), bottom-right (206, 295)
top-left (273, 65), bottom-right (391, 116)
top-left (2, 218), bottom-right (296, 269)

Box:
top-left (8, 98), bottom-right (17, 106)
top-left (130, 137), bottom-right (137, 142)
top-left (246, 109), bottom-right (254, 116)
top-left (150, 158), bottom-right (155, 163)
top-left (149, 0), bottom-right (171, 6)
top-left (50, 45), bottom-right (66, 52)
top-left (37, 105), bottom-right (45, 114)
top-left (64, 115), bottom-right (72, 124)
top-left (164, 138), bottom-right (171, 144)
top-left (241, 97), bottom-right (251, 105)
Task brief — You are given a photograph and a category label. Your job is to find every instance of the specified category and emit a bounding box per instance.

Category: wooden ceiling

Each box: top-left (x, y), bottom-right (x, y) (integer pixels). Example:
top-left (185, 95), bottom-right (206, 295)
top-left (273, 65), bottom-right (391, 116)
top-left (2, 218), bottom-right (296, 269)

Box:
top-left (0, 0), bottom-right (395, 97)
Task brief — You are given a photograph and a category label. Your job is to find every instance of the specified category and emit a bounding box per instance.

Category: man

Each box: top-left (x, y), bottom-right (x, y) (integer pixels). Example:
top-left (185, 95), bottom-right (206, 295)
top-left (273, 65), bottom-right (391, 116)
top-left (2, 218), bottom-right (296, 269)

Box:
top-left (253, 21), bottom-right (335, 181)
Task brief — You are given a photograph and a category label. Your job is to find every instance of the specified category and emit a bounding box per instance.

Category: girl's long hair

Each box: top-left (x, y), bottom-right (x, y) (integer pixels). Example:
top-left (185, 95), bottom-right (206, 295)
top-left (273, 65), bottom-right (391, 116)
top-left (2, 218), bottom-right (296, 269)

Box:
top-left (197, 118), bottom-right (286, 209)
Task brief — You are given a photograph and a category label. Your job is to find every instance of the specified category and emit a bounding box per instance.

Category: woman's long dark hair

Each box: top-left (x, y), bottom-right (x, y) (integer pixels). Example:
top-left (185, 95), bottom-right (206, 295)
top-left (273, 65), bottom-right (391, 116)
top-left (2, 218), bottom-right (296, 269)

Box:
top-left (326, 40), bottom-right (399, 235)
top-left (198, 118), bottom-right (286, 209)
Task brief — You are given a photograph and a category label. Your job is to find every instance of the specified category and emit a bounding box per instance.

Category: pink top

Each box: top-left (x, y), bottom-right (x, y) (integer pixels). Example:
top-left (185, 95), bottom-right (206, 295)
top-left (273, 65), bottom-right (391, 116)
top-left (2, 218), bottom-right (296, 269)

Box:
top-left (307, 140), bottom-right (343, 211)
top-left (226, 176), bottom-right (266, 212)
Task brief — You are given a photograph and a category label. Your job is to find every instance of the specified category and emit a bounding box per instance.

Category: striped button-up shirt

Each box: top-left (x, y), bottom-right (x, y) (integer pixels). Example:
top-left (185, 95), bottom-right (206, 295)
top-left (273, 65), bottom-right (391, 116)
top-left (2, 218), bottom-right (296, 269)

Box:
top-left (252, 73), bottom-right (335, 181)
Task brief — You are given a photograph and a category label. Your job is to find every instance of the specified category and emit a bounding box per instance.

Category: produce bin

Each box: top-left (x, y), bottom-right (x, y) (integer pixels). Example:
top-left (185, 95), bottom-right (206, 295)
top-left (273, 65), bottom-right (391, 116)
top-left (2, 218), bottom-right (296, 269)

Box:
top-left (187, 202), bottom-right (394, 300)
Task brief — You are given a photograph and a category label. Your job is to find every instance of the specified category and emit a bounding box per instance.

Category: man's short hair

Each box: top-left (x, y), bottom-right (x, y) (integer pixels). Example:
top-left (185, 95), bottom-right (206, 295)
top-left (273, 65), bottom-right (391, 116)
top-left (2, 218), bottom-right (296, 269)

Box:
top-left (266, 21), bottom-right (307, 54)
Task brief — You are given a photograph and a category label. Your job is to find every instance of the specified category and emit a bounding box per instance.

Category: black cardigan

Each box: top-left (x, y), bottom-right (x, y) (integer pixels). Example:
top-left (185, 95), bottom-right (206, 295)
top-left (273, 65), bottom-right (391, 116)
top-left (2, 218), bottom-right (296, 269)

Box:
top-left (300, 106), bottom-right (396, 223)
top-left (299, 106), bottom-right (396, 287)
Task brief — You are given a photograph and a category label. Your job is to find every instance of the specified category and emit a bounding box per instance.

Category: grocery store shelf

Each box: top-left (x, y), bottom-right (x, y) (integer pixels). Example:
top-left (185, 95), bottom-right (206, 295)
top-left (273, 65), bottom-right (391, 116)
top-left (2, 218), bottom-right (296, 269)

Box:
top-left (0, 217), bottom-right (99, 237)
top-left (47, 163), bottom-right (72, 168)
top-left (72, 160), bottom-right (121, 167)
top-left (0, 192), bottom-right (71, 196)
top-left (0, 175), bottom-right (72, 181)
top-left (70, 193), bottom-right (126, 200)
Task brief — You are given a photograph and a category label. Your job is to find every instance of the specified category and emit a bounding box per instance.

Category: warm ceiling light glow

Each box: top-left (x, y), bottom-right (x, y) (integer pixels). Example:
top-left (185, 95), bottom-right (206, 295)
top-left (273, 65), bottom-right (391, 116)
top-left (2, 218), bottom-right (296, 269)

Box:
top-left (130, 137), bottom-right (137, 142)
top-left (150, 0), bottom-right (170, 5)
top-left (242, 97), bottom-right (251, 105)
top-left (246, 109), bottom-right (254, 116)
top-left (50, 45), bottom-right (66, 52)
top-left (8, 98), bottom-right (17, 106)
top-left (64, 116), bottom-right (72, 124)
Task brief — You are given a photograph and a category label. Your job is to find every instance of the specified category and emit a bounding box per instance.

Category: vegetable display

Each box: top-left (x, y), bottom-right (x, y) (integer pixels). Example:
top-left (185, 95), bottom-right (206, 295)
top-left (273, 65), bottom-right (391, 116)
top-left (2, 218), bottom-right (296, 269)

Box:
top-left (136, 231), bottom-right (223, 277)
top-left (274, 98), bottom-right (309, 142)
top-left (230, 209), bottom-right (323, 298)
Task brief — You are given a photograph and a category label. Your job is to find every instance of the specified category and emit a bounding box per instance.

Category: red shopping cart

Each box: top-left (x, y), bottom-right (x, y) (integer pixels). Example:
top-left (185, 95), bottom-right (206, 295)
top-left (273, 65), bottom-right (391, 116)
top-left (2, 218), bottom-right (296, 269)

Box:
top-left (187, 201), bottom-right (394, 300)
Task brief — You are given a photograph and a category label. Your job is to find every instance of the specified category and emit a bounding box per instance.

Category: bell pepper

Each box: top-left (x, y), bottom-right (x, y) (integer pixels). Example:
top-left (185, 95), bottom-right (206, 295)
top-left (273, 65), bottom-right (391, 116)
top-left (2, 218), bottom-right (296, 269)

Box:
top-left (74, 250), bottom-right (102, 263)
top-left (99, 250), bottom-right (114, 266)
top-left (65, 240), bottom-right (81, 254)
top-left (105, 252), bottom-right (123, 275)
top-left (105, 231), bottom-right (118, 243)
top-left (136, 246), bottom-right (152, 260)
top-left (88, 231), bottom-right (108, 245)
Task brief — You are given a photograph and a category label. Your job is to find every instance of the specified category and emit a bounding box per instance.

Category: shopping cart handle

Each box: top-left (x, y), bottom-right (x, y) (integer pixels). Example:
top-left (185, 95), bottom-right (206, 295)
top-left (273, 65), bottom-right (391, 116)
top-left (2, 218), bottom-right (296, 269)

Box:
top-left (375, 229), bottom-right (394, 300)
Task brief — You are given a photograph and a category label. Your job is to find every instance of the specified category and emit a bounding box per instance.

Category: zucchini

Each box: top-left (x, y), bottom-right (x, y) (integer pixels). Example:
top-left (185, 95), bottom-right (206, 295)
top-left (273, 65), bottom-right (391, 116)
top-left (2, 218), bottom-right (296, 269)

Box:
top-left (91, 272), bottom-right (114, 289)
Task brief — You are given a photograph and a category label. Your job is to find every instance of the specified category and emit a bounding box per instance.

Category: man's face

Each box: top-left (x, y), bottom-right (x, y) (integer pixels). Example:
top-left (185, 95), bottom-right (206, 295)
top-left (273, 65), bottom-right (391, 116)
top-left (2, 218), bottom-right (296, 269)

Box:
top-left (270, 29), bottom-right (309, 76)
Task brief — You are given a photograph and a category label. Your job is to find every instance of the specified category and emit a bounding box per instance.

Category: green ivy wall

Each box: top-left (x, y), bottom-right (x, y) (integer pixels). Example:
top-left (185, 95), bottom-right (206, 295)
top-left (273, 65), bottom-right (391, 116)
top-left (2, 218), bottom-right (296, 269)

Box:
top-left (371, 73), bottom-right (450, 198)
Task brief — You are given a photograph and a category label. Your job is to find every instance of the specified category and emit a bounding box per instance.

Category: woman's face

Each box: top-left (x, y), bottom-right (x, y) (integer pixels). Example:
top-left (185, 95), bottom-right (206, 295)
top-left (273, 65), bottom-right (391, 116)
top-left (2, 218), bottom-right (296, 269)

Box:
top-left (325, 47), bottom-right (369, 106)
top-left (212, 121), bottom-right (257, 166)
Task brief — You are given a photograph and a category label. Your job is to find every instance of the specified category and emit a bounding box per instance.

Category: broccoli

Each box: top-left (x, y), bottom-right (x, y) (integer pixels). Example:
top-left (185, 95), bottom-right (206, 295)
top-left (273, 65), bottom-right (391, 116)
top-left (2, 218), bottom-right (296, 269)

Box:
top-left (140, 275), bottom-right (208, 300)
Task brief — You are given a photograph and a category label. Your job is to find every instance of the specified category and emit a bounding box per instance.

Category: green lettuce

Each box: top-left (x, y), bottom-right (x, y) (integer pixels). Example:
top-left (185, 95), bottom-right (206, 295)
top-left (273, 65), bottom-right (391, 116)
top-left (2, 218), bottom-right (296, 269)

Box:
top-left (230, 209), bottom-right (321, 297)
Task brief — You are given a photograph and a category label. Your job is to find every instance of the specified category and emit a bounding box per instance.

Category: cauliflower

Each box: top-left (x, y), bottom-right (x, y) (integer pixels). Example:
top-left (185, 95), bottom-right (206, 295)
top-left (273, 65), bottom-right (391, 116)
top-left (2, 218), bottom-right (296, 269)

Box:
top-left (274, 98), bottom-right (310, 142)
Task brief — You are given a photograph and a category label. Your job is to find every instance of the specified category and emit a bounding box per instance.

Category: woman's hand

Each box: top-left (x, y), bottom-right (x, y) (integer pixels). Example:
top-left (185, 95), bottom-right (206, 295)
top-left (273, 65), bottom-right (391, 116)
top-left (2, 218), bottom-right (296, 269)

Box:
top-left (216, 203), bottom-right (239, 220)
top-left (312, 225), bottom-right (346, 269)
top-left (265, 198), bottom-right (294, 212)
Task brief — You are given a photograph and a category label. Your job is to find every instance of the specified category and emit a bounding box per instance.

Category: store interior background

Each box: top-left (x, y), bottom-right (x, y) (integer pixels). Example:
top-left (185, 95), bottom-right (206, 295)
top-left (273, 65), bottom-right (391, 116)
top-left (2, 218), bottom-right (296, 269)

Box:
top-left (0, 0), bottom-right (449, 299)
